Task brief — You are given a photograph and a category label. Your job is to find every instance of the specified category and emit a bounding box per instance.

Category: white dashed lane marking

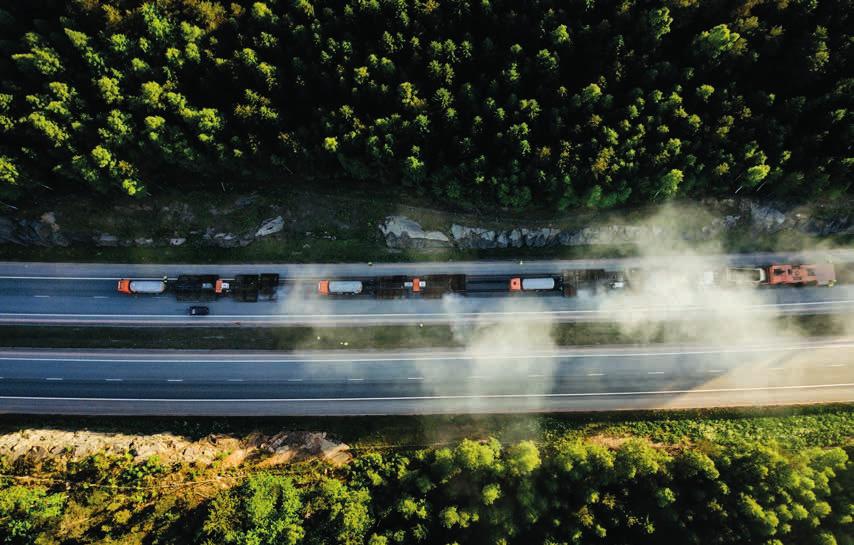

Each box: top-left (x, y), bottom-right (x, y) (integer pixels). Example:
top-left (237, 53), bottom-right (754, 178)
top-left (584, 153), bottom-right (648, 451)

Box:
top-left (647, 371), bottom-right (665, 375)
top-left (45, 377), bottom-right (63, 381)
top-left (167, 379), bottom-right (183, 382)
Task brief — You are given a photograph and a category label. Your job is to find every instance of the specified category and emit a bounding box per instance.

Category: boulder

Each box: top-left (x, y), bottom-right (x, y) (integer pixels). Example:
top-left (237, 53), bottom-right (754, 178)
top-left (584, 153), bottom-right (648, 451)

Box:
top-left (524, 228), bottom-right (560, 247)
top-left (379, 216), bottom-right (451, 249)
top-left (557, 225), bottom-right (659, 246)
top-left (212, 232), bottom-right (240, 248)
top-left (256, 215), bottom-right (284, 237)
top-left (508, 229), bottom-right (524, 248)
top-left (451, 224), bottom-right (497, 249)
top-left (169, 237), bottom-right (186, 246)
top-left (749, 202), bottom-right (787, 231)
top-left (40, 212), bottom-right (59, 231)
top-left (95, 233), bottom-right (118, 247)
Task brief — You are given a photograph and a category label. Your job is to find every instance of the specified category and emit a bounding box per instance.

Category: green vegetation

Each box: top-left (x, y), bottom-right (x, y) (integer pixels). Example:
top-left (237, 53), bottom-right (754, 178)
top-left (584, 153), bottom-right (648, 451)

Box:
top-left (2, 314), bottom-right (850, 351)
top-left (1, 1), bottom-right (850, 209)
top-left (0, 406), bottom-right (851, 544)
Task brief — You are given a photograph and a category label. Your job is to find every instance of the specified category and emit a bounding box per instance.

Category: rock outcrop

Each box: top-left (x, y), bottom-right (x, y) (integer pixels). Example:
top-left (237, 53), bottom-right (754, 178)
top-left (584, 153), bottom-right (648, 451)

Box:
top-left (1, 196), bottom-right (850, 251)
top-left (379, 202), bottom-right (853, 250)
top-left (380, 215), bottom-right (452, 249)
top-left (0, 215), bottom-right (69, 246)
top-left (256, 215), bottom-right (285, 237)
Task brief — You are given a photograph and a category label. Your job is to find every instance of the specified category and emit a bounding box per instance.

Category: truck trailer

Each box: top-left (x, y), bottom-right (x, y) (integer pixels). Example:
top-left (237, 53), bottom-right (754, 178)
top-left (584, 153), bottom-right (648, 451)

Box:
top-left (116, 279), bottom-right (167, 294)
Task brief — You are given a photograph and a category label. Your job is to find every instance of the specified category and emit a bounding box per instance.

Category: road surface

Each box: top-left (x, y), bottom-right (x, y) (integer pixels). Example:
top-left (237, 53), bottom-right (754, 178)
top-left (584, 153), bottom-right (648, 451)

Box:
top-left (0, 339), bottom-right (850, 415)
top-left (1, 254), bottom-right (853, 326)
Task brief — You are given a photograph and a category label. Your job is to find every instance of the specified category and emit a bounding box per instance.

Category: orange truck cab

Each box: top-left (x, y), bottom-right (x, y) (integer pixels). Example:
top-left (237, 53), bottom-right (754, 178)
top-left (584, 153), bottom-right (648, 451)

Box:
top-left (766, 264), bottom-right (836, 287)
top-left (117, 279), bottom-right (131, 294)
top-left (318, 280), bottom-right (330, 295)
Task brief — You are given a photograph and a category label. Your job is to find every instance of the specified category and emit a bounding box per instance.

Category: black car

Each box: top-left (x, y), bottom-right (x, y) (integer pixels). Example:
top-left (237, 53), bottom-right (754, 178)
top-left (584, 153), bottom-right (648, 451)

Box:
top-left (188, 306), bottom-right (210, 316)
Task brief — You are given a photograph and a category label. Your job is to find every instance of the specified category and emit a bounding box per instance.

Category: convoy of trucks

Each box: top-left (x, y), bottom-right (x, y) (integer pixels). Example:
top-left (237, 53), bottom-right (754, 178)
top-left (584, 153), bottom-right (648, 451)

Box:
top-left (116, 263), bottom-right (837, 304)
top-left (118, 274), bottom-right (279, 301)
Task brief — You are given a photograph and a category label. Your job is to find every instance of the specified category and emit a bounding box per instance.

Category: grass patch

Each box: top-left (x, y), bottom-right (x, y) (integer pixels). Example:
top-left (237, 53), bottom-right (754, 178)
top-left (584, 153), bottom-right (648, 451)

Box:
top-left (0, 404), bottom-right (850, 451)
top-left (0, 238), bottom-right (646, 263)
top-left (3, 233), bottom-right (853, 264)
top-left (0, 314), bottom-right (849, 351)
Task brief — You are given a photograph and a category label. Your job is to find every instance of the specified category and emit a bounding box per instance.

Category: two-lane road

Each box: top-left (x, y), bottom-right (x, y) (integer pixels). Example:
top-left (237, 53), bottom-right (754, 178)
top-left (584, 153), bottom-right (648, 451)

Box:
top-left (1, 254), bottom-right (853, 326)
top-left (0, 339), bottom-right (851, 415)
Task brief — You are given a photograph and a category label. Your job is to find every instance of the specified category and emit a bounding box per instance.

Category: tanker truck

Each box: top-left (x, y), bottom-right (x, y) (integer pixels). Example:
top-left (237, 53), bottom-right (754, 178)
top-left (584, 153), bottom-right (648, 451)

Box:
top-left (116, 278), bottom-right (167, 294)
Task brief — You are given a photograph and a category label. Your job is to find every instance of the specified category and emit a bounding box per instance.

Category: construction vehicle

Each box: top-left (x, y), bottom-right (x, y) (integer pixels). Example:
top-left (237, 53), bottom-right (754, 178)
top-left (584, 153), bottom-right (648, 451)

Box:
top-left (174, 274), bottom-right (280, 301)
top-left (117, 279), bottom-right (166, 294)
top-left (118, 274), bottom-right (280, 300)
top-left (317, 270), bottom-right (626, 298)
top-left (764, 264), bottom-right (835, 287)
top-left (317, 275), bottom-right (466, 299)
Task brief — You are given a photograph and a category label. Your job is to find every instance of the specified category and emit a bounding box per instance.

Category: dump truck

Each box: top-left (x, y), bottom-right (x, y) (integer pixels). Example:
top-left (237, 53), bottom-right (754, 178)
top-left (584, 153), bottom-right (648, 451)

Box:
top-left (117, 279), bottom-right (167, 294)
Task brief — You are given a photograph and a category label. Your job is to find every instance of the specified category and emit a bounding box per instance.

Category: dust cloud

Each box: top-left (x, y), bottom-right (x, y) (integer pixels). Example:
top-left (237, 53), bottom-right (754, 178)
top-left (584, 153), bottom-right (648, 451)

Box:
top-left (594, 204), bottom-right (840, 346)
top-left (264, 205), bottom-right (850, 414)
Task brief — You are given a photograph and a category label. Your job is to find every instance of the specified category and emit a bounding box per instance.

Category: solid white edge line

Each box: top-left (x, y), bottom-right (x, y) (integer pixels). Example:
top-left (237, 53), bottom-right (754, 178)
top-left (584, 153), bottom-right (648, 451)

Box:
top-left (0, 383), bottom-right (850, 402)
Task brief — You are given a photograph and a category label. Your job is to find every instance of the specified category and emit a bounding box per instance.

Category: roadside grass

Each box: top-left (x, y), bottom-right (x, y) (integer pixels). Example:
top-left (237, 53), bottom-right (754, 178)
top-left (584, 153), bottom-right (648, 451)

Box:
top-left (3, 232), bottom-right (853, 264)
top-left (0, 404), bottom-right (850, 451)
top-left (3, 185), bottom-right (853, 263)
top-left (1, 314), bottom-right (848, 351)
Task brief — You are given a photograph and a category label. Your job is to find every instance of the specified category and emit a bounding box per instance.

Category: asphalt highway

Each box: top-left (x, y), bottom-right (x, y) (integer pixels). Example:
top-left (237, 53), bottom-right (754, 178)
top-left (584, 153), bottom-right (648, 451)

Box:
top-left (1, 254), bottom-right (853, 326)
top-left (0, 339), bottom-right (851, 415)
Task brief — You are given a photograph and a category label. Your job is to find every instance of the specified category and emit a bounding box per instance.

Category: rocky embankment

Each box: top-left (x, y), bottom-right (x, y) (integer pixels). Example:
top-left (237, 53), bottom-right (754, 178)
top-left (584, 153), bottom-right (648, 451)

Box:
top-left (382, 200), bottom-right (853, 249)
top-left (0, 196), bottom-right (851, 251)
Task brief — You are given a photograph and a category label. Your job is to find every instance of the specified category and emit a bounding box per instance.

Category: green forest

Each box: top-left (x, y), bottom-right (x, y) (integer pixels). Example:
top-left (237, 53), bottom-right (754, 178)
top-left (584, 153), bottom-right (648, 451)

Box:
top-left (0, 0), bottom-right (850, 209)
top-left (1, 436), bottom-right (851, 545)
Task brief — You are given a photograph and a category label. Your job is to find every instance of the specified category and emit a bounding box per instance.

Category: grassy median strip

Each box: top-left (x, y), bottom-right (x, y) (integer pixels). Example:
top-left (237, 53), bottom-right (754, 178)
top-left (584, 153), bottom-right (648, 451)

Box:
top-left (0, 314), bottom-right (849, 351)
